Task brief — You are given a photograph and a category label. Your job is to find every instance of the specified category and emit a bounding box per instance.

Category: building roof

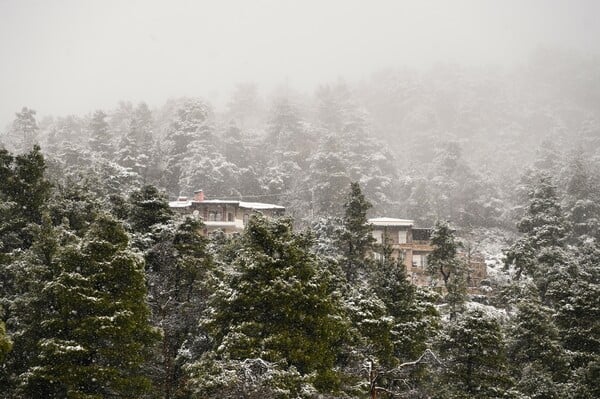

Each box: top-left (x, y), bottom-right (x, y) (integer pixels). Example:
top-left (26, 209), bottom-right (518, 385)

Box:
top-left (168, 199), bottom-right (284, 210)
top-left (169, 199), bottom-right (192, 208)
top-left (239, 201), bottom-right (285, 210)
top-left (369, 217), bottom-right (414, 227)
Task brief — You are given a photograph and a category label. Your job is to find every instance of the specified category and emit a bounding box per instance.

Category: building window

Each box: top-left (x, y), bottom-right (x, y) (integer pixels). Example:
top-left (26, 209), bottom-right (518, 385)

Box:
top-left (208, 211), bottom-right (217, 221)
top-left (398, 229), bottom-right (407, 244)
top-left (243, 214), bottom-right (249, 225)
top-left (228, 212), bottom-right (234, 222)
top-left (373, 230), bottom-right (383, 244)
top-left (412, 253), bottom-right (427, 268)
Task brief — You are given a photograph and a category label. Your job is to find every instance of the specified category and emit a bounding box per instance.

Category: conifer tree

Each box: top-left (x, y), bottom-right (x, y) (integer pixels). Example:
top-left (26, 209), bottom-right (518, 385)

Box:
top-left (555, 281), bottom-right (600, 398)
top-left (435, 309), bottom-right (512, 399)
top-left (0, 145), bottom-right (51, 255)
top-left (10, 107), bottom-right (39, 153)
top-left (162, 99), bottom-right (212, 195)
top-left (373, 235), bottom-right (439, 363)
top-left (507, 293), bottom-right (570, 398)
top-left (340, 182), bottom-right (375, 282)
top-left (127, 185), bottom-right (173, 234)
top-left (145, 216), bottom-right (214, 398)
top-left (17, 213), bottom-right (159, 398)
top-left (505, 174), bottom-right (571, 302)
top-left (88, 110), bottom-right (113, 156)
top-left (427, 221), bottom-right (467, 318)
top-left (199, 214), bottom-right (349, 392)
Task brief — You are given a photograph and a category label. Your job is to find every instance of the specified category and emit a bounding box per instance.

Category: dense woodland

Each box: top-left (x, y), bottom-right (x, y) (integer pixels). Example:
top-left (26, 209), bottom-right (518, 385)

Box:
top-left (0, 50), bottom-right (599, 398)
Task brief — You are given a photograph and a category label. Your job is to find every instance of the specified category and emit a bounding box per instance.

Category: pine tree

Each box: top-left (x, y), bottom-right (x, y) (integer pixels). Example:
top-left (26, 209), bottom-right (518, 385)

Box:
top-left (507, 294), bottom-right (570, 398)
top-left (11, 107), bottom-right (39, 152)
top-left (145, 216), bottom-right (214, 398)
top-left (505, 174), bottom-right (571, 302)
top-left (427, 221), bottom-right (467, 318)
top-left (340, 182), bottom-right (375, 282)
top-left (88, 110), bottom-right (113, 156)
top-left (372, 235), bottom-right (439, 364)
top-left (555, 281), bottom-right (600, 398)
top-left (562, 155), bottom-right (600, 243)
top-left (162, 99), bottom-right (212, 195)
top-left (435, 309), bottom-right (512, 399)
top-left (0, 145), bottom-right (51, 255)
top-left (127, 185), bottom-right (173, 234)
top-left (199, 214), bottom-right (349, 392)
top-left (17, 213), bottom-right (159, 398)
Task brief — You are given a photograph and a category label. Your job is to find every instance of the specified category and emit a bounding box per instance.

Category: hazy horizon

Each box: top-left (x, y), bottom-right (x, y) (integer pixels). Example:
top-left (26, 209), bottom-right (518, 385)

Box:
top-left (1, 0), bottom-right (599, 128)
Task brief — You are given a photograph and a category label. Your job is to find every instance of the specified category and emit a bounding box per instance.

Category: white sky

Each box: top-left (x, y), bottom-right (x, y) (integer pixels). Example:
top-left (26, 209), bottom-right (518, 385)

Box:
top-left (1, 0), bottom-right (599, 127)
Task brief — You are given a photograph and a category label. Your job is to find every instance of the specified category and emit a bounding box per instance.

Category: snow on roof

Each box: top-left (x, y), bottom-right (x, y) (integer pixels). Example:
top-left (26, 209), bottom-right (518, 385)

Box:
top-left (239, 201), bottom-right (285, 210)
top-left (369, 217), bottom-right (414, 227)
top-left (168, 198), bottom-right (284, 210)
top-left (196, 199), bottom-right (240, 204)
top-left (169, 200), bottom-right (192, 208)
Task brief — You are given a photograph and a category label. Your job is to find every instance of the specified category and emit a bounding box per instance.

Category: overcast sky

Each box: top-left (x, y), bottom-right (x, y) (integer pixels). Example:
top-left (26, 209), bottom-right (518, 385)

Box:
top-left (1, 0), bottom-right (599, 127)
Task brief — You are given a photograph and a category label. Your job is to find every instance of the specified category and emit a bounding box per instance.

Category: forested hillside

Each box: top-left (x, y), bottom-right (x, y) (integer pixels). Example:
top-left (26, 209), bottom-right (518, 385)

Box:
top-left (1, 50), bottom-right (600, 398)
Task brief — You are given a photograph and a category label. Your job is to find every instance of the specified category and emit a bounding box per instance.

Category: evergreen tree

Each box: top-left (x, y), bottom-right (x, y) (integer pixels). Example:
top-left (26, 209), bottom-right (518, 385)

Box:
top-left (127, 185), bottom-right (173, 234)
top-left (435, 309), bottom-right (512, 399)
top-left (562, 155), bottom-right (600, 243)
top-left (340, 182), bottom-right (375, 282)
top-left (145, 216), bottom-right (214, 398)
top-left (88, 110), bottom-right (113, 156)
top-left (162, 99), bottom-right (212, 195)
top-left (345, 285), bottom-right (395, 368)
top-left (0, 145), bottom-right (51, 255)
top-left (10, 107), bottom-right (39, 153)
top-left (507, 294), bottom-right (570, 398)
top-left (505, 174), bottom-right (571, 302)
top-left (372, 234), bottom-right (439, 363)
top-left (427, 221), bottom-right (467, 318)
top-left (199, 214), bottom-right (349, 392)
top-left (555, 281), bottom-right (600, 398)
top-left (16, 213), bottom-right (159, 398)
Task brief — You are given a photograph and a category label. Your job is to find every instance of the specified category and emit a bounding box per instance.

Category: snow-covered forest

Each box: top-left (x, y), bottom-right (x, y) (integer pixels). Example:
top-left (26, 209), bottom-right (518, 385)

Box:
top-left (1, 0), bottom-right (600, 398)
top-left (1, 50), bottom-right (599, 398)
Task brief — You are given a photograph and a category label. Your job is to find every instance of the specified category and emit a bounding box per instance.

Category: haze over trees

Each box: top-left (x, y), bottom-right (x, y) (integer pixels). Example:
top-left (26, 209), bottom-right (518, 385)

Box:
top-left (1, 47), bottom-right (600, 397)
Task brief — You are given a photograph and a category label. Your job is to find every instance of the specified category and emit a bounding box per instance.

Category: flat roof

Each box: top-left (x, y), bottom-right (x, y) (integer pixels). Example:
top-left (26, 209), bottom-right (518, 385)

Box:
top-left (369, 217), bottom-right (414, 227)
top-left (168, 199), bottom-right (284, 210)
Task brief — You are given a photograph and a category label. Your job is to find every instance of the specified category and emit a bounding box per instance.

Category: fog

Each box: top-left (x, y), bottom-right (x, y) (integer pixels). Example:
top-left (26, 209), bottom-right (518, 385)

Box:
top-left (1, 0), bottom-right (599, 127)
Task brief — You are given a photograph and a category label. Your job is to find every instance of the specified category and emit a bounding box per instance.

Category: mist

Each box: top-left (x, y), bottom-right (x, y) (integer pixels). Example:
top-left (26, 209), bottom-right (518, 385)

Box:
top-left (1, 0), bottom-right (599, 127)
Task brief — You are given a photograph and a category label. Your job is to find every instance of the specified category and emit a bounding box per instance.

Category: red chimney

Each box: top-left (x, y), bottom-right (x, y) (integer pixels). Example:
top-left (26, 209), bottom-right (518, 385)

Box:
top-left (194, 190), bottom-right (205, 201)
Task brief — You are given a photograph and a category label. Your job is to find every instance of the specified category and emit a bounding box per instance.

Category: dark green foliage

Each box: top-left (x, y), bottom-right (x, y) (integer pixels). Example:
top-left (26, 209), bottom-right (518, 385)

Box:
top-left (340, 182), bottom-right (375, 282)
top-left (127, 185), bottom-right (173, 233)
top-left (562, 155), bottom-right (600, 243)
top-left (11, 213), bottom-right (159, 398)
top-left (372, 232), bottom-right (439, 364)
top-left (505, 175), bottom-right (571, 302)
top-left (555, 281), bottom-right (600, 366)
top-left (553, 280), bottom-right (600, 398)
top-left (427, 221), bottom-right (467, 317)
top-left (435, 309), bottom-right (512, 399)
top-left (0, 145), bottom-right (52, 256)
top-left (507, 295), bottom-right (570, 398)
top-left (145, 216), bottom-right (214, 398)
top-left (199, 214), bottom-right (349, 393)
